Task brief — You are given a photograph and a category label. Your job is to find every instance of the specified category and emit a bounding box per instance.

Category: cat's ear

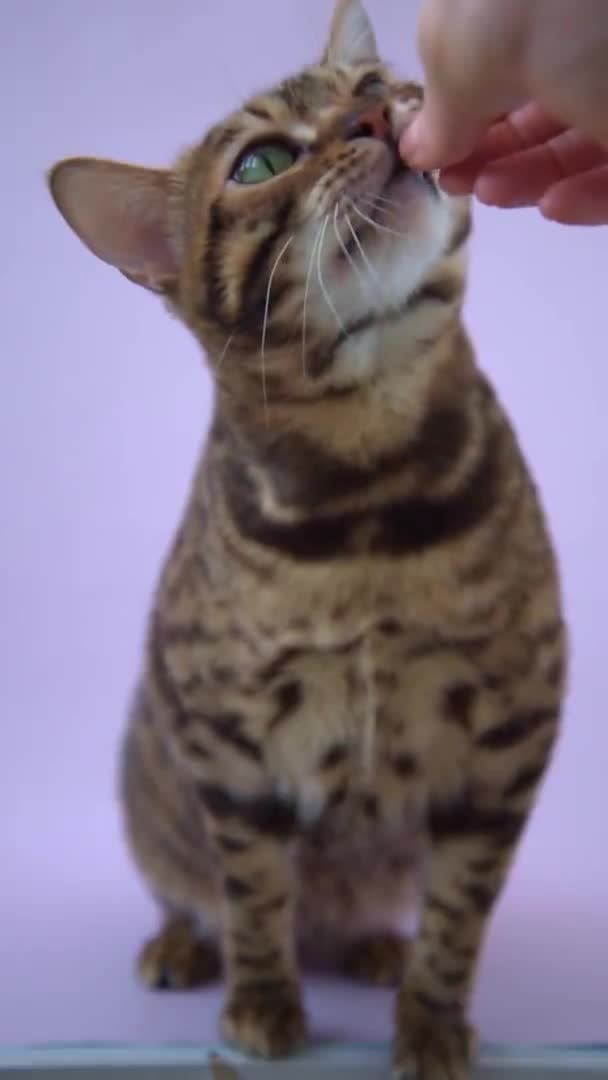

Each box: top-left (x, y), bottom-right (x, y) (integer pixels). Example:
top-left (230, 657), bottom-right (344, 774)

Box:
top-left (47, 158), bottom-right (181, 294)
top-left (323, 0), bottom-right (380, 67)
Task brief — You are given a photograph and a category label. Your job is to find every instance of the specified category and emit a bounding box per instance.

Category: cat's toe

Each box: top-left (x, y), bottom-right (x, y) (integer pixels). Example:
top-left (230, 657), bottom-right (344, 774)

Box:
top-left (393, 987), bottom-right (476, 1079)
top-left (221, 980), bottom-right (307, 1058)
top-left (137, 918), bottom-right (220, 990)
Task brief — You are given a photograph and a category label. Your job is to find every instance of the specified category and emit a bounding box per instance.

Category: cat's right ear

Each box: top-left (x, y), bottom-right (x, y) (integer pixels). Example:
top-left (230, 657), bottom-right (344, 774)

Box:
top-left (323, 0), bottom-right (379, 67)
top-left (47, 158), bottom-right (182, 295)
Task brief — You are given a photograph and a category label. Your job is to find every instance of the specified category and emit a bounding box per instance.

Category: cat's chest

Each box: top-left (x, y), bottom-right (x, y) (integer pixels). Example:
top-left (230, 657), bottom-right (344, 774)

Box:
top-left (252, 571), bottom-right (480, 832)
top-left (261, 622), bottom-right (437, 830)
top-left (233, 549), bottom-right (484, 657)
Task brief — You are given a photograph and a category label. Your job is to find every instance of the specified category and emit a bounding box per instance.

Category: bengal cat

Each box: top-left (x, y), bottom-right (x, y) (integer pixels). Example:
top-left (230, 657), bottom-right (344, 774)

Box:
top-left (48, 1), bottom-right (567, 1076)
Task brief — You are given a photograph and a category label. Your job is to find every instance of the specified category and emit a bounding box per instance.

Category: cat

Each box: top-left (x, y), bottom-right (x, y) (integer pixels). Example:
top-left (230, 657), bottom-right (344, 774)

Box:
top-left (48, 1), bottom-right (567, 1076)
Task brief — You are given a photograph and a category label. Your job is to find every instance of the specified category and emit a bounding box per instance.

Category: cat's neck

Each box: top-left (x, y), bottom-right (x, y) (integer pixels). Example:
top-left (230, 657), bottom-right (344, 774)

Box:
top-left (214, 320), bottom-right (476, 459)
top-left (212, 318), bottom-right (479, 512)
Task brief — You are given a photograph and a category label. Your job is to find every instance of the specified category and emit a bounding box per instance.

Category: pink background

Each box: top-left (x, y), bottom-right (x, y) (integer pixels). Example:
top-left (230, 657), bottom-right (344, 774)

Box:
top-left (1, 0), bottom-right (607, 1049)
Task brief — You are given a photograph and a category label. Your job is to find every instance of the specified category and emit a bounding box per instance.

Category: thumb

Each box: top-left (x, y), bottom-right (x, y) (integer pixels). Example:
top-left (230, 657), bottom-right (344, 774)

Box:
top-left (400, 88), bottom-right (499, 170)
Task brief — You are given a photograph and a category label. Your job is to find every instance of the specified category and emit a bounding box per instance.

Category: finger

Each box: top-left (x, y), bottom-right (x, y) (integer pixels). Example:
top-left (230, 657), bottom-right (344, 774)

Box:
top-left (400, 95), bottom-right (502, 172)
top-left (401, 2), bottom-right (527, 170)
top-left (439, 105), bottom-right (566, 194)
top-left (475, 131), bottom-right (608, 207)
top-left (540, 164), bottom-right (608, 226)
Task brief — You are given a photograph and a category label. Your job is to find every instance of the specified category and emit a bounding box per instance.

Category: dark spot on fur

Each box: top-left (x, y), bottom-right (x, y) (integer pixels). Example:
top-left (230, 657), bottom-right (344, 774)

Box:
top-left (197, 784), bottom-right (236, 818)
top-left (251, 894), bottom-right (288, 917)
top-left (464, 882), bottom-right (494, 913)
top-left (184, 738), bottom-right (212, 761)
top-left (216, 834), bottom-right (250, 855)
top-left (239, 199), bottom-right (294, 327)
top-left (270, 680), bottom-right (302, 729)
top-left (198, 784), bottom-right (298, 839)
top-left (207, 712), bottom-right (262, 762)
top-left (427, 894), bottom-right (464, 921)
top-left (245, 104), bottom-right (272, 122)
top-left (441, 967), bottom-right (468, 988)
top-left (444, 683), bottom-right (476, 729)
top-left (319, 744), bottom-right (348, 770)
top-left (328, 785), bottom-right (348, 809)
top-left (429, 794), bottom-right (524, 846)
top-left (234, 949), bottom-right (281, 970)
top-left (476, 708), bottom-right (557, 750)
top-left (504, 761), bottom-right (547, 799)
top-left (224, 875), bottom-right (255, 900)
top-left (468, 857), bottom-right (498, 875)
top-left (374, 670), bottom-right (398, 691)
top-left (332, 603), bottom-right (350, 620)
top-left (210, 665), bottom-right (236, 685)
top-left (484, 673), bottom-right (505, 691)
top-left (546, 658), bottom-right (564, 688)
top-left (414, 990), bottom-right (454, 1013)
top-left (408, 402), bottom-right (470, 480)
top-left (231, 976), bottom-right (296, 1000)
top-left (391, 753), bottom-right (418, 777)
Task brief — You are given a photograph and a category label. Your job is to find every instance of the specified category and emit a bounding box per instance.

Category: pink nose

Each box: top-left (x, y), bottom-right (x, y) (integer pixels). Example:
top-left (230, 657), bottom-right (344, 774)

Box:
top-left (346, 102), bottom-right (392, 143)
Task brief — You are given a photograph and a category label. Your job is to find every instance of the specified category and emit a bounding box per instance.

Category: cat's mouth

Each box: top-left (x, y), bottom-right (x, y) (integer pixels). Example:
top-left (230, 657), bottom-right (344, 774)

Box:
top-left (336, 158), bottom-right (436, 264)
top-left (384, 153), bottom-right (436, 197)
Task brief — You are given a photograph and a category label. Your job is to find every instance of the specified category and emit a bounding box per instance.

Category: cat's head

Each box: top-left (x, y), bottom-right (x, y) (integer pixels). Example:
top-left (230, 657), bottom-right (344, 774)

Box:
top-left (48, 0), bottom-right (469, 402)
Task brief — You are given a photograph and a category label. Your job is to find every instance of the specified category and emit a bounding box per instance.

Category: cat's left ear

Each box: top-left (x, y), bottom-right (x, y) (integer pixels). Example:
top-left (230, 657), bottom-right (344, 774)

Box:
top-left (323, 0), bottom-right (380, 67)
top-left (48, 157), bottom-right (182, 295)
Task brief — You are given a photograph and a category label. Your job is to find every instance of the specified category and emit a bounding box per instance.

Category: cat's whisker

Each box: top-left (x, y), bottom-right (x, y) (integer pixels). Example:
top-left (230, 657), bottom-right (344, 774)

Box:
top-left (217, 333), bottom-right (235, 372)
top-left (358, 193), bottom-right (405, 219)
top-left (302, 222), bottom-right (324, 381)
top-left (260, 234), bottom-right (294, 423)
top-left (344, 212), bottom-right (382, 287)
top-left (333, 204), bottom-right (368, 295)
top-left (360, 190), bottom-right (403, 209)
top-left (316, 215), bottom-right (348, 337)
top-left (348, 199), bottom-right (409, 241)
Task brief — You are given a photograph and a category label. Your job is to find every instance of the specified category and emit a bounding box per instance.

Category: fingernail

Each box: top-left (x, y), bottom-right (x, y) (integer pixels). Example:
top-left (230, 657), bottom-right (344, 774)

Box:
top-left (475, 176), bottom-right (501, 206)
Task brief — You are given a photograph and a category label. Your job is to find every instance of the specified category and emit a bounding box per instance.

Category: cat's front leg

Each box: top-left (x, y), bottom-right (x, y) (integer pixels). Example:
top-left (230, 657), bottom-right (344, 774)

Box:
top-left (393, 702), bottom-right (560, 1080)
top-left (198, 783), bottom-right (306, 1058)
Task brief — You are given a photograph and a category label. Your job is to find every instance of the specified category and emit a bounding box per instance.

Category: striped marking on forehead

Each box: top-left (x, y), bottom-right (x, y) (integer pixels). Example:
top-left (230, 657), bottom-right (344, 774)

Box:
top-left (240, 68), bottom-right (348, 128)
top-left (277, 68), bottom-right (345, 112)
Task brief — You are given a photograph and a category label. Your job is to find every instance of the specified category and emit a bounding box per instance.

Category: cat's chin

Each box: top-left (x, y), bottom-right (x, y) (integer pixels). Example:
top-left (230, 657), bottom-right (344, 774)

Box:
top-left (335, 169), bottom-right (437, 270)
top-left (385, 165), bottom-right (437, 201)
top-left (374, 165), bottom-right (439, 228)
top-left (341, 166), bottom-right (441, 270)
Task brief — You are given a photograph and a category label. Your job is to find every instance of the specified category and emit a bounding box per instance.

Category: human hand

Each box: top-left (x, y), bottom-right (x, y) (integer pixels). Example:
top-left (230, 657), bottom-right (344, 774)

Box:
top-left (440, 103), bottom-right (608, 226)
top-left (400, 0), bottom-right (608, 224)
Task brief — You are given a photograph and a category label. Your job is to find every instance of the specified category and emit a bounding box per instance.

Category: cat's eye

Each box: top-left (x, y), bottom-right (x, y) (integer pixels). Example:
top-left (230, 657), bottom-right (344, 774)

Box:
top-left (354, 73), bottom-right (386, 96)
top-left (232, 143), bottom-right (297, 185)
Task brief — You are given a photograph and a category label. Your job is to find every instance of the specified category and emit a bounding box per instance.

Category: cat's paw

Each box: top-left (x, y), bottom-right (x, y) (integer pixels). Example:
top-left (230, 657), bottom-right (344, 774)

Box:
top-left (393, 989), bottom-right (476, 1079)
top-left (343, 930), bottom-right (410, 987)
top-left (221, 980), bottom-right (307, 1058)
top-left (137, 919), bottom-right (220, 990)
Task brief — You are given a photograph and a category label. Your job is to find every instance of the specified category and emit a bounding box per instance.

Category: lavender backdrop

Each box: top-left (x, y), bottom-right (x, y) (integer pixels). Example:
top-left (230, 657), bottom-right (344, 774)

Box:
top-left (1, 0), bottom-right (607, 1049)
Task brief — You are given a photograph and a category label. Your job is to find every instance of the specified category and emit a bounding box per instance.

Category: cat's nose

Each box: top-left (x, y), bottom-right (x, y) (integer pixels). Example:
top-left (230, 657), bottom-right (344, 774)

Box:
top-left (345, 102), bottom-right (392, 143)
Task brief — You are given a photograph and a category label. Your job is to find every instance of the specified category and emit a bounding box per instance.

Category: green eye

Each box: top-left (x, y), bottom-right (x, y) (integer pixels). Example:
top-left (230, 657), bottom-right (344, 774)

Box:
top-left (232, 143), bottom-right (297, 185)
top-left (355, 73), bottom-right (385, 96)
